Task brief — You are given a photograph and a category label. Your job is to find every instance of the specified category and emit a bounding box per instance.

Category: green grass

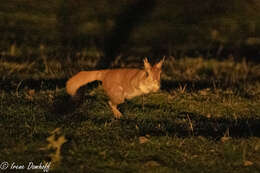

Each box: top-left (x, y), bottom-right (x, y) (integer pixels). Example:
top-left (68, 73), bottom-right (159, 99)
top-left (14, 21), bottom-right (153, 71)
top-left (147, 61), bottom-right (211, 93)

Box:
top-left (0, 57), bottom-right (260, 172)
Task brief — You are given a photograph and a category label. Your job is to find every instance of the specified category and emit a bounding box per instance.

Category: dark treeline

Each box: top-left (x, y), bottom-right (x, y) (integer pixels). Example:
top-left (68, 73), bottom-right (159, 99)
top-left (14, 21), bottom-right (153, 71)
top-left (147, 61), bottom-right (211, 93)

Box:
top-left (1, 0), bottom-right (260, 65)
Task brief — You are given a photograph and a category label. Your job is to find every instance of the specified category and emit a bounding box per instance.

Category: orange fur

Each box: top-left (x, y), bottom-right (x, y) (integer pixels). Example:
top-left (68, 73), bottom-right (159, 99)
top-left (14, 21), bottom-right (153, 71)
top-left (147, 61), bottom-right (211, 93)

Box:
top-left (66, 57), bottom-right (164, 118)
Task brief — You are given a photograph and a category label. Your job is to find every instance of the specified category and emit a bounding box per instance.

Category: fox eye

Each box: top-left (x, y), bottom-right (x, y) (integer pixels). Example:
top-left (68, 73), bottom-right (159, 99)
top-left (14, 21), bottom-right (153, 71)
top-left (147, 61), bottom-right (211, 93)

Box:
top-left (145, 71), bottom-right (149, 77)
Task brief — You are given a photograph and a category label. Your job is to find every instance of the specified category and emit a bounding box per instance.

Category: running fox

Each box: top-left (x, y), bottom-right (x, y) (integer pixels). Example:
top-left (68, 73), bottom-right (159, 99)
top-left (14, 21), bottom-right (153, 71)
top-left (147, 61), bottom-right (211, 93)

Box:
top-left (66, 57), bottom-right (164, 118)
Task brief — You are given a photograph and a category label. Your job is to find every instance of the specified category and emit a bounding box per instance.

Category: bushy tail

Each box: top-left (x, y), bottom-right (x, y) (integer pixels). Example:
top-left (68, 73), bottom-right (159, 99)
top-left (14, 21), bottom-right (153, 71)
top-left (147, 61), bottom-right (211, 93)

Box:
top-left (66, 70), bottom-right (106, 96)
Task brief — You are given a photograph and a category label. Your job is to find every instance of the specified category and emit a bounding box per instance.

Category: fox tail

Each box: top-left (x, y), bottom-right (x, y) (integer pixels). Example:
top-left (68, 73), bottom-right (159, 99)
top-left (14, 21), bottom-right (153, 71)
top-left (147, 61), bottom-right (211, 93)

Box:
top-left (66, 70), bottom-right (105, 96)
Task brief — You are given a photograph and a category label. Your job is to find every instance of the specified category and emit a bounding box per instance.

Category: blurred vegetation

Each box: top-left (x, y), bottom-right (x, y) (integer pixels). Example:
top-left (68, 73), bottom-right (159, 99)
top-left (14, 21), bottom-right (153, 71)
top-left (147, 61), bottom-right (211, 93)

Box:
top-left (1, 0), bottom-right (260, 65)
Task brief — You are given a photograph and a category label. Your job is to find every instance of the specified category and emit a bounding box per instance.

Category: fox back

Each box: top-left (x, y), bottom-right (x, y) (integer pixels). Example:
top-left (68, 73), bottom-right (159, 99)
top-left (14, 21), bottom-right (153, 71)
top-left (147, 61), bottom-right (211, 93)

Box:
top-left (66, 57), bottom-right (164, 118)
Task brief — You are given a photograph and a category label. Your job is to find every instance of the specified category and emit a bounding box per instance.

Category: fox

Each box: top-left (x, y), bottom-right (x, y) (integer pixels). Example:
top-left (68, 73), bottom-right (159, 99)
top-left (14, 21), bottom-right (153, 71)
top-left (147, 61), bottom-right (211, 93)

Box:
top-left (66, 57), bottom-right (165, 118)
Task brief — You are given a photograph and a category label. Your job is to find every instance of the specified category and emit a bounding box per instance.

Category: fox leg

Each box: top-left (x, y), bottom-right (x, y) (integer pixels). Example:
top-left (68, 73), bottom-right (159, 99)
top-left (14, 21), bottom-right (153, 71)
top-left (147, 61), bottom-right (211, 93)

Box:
top-left (108, 101), bottom-right (122, 119)
top-left (104, 85), bottom-right (125, 118)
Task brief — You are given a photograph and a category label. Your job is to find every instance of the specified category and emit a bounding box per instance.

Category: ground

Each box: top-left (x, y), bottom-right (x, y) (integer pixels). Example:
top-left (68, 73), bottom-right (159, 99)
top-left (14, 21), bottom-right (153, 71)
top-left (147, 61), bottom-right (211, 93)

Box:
top-left (0, 57), bottom-right (260, 172)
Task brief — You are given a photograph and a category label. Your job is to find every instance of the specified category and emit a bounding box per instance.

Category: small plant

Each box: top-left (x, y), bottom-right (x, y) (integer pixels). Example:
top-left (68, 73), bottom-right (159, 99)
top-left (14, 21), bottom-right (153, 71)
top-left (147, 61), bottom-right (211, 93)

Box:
top-left (41, 128), bottom-right (67, 169)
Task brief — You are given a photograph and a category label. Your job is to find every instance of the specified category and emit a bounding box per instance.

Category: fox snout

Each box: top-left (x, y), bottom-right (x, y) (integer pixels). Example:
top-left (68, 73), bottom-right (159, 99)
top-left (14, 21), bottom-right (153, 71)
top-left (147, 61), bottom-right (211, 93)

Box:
top-left (150, 81), bottom-right (160, 92)
top-left (153, 83), bottom-right (160, 92)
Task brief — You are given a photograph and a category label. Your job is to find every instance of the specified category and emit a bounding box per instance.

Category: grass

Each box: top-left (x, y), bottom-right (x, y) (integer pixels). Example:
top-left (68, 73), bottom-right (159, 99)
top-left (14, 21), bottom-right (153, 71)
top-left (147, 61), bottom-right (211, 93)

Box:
top-left (0, 56), bottom-right (260, 172)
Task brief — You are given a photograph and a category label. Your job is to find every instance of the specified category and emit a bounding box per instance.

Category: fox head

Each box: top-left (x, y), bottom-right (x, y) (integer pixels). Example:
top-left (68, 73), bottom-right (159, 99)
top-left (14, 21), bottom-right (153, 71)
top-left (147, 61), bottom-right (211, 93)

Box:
top-left (140, 57), bottom-right (165, 93)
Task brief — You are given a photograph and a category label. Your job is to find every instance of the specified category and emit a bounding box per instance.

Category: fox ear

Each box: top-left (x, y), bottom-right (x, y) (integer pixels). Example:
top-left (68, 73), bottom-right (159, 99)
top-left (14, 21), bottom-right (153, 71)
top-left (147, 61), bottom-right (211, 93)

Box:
top-left (143, 57), bottom-right (151, 70)
top-left (155, 56), bottom-right (165, 69)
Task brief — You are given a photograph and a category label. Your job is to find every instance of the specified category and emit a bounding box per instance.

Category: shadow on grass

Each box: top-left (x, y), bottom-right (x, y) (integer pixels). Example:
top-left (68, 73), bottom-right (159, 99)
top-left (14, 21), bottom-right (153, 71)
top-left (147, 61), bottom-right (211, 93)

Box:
top-left (0, 77), bottom-right (67, 91)
top-left (161, 79), bottom-right (247, 92)
top-left (47, 83), bottom-right (101, 120)
top-left (133, 112), bottom-right (260, 139)
top-left (161, 79), bottom-right (212, 92)
top-left (161, 79), bottom-right (259, 98)
top-left (50, 97), bottom-right (260, 140)
top-left (0, 77), bottom-right (103, 92)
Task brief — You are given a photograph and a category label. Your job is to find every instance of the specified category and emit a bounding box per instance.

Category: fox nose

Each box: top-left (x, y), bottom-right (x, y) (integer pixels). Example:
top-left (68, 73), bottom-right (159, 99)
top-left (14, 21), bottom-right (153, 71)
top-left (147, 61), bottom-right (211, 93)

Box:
top-left (153, 83), bottom-right (160, 92)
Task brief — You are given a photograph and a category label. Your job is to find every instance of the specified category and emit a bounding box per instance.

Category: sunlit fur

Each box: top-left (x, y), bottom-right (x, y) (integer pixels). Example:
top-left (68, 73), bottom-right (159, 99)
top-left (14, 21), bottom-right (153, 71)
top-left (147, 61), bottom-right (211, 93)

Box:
top-left (66, 57), bottom-right (164, 118)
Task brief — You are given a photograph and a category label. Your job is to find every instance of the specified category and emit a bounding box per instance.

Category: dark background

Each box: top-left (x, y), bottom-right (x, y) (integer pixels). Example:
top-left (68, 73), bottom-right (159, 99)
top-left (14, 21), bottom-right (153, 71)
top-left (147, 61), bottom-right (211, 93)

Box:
top-left (1, 0), bottom-right (260, 67)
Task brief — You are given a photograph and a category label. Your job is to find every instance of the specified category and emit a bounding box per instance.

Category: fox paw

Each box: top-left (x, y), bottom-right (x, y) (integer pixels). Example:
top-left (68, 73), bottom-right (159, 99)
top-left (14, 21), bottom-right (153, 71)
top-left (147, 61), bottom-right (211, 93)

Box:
top-left (113, 112), bottom-right (122, 119)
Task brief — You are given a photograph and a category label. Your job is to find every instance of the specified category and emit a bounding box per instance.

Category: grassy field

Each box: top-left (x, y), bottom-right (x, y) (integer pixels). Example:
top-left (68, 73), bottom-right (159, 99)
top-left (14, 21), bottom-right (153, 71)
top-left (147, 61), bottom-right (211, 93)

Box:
top-left (0, 56), bottom-right (260, 172)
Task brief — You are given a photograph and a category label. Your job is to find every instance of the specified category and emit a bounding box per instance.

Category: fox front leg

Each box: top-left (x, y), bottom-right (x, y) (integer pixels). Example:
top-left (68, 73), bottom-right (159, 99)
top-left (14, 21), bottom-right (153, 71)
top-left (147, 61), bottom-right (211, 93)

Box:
top-left (108, 101), bottom-right (122, 119)
top-left (104, 85), bottom-right (125, 118)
